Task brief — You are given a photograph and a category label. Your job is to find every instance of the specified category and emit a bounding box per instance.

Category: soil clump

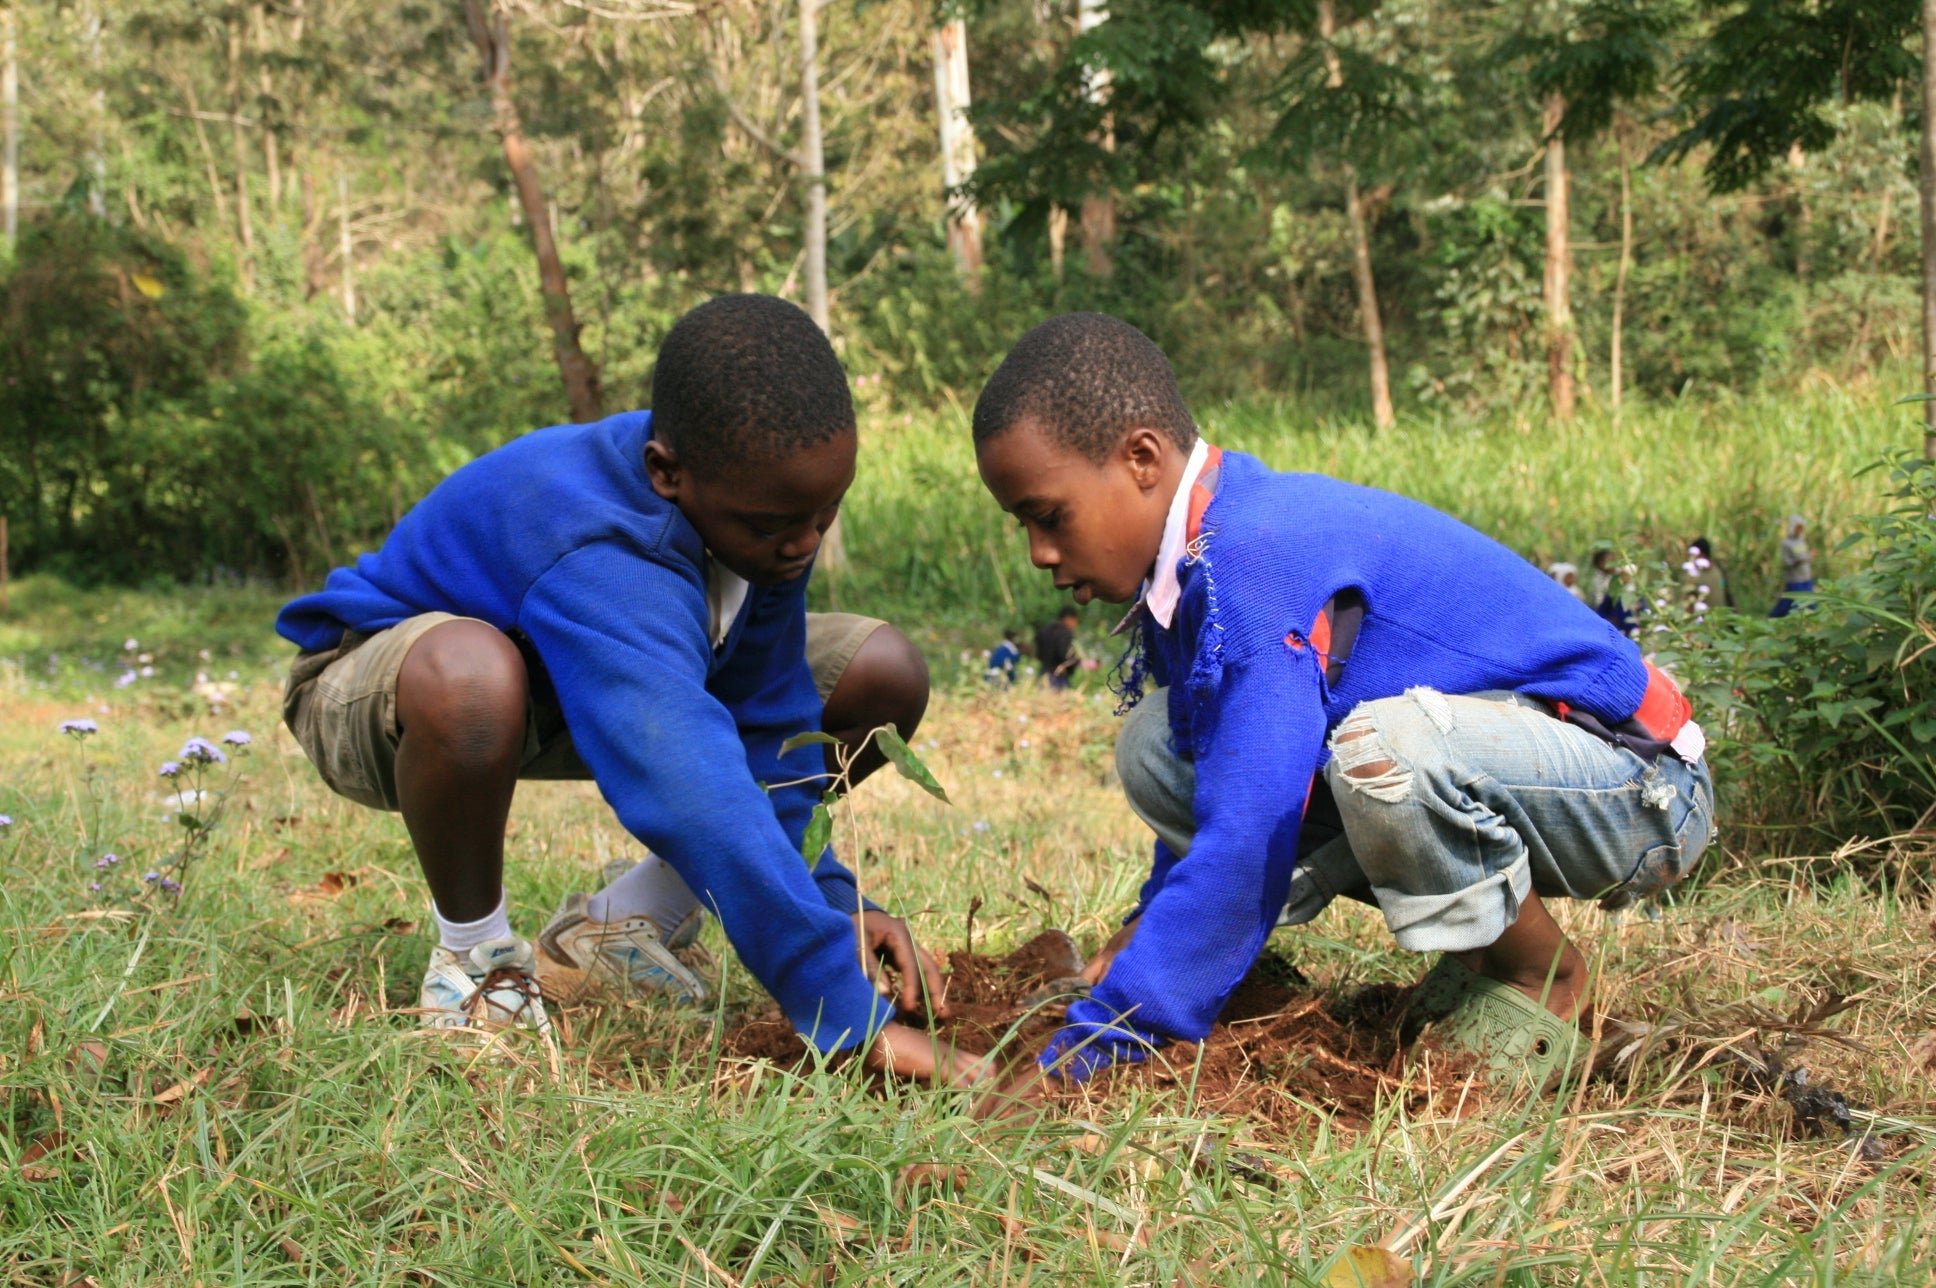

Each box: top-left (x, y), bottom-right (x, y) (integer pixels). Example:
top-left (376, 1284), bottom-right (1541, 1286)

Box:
top-left (720, 929), bottom-right (1448, 1126)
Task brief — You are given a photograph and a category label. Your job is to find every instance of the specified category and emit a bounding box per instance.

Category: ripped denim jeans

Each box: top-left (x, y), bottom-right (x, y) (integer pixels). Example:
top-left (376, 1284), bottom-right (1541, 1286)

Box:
top-left (1115, 687), bottom-right (1714, 953)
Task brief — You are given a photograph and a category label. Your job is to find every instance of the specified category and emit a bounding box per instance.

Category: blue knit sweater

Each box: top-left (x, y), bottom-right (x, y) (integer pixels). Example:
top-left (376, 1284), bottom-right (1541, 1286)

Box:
top-left (1051, 450), bottom-right (1648, 1073)
top-left (278, 411), bottom-right (890, 1051)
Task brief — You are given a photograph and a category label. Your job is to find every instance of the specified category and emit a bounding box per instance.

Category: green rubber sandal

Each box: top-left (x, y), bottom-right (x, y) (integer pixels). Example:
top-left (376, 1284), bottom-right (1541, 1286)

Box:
top-left (1415, 957), bottom-right (1585, 1092)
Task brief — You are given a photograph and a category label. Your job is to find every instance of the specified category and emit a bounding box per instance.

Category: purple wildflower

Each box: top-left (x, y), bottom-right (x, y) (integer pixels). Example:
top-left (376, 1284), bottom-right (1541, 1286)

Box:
top-left (179, 737), bottom-right (227, 765)
top-left (94, 853), bottom-right (119, 869)
top-left (157, 761), bottom-right (181, 778)
top-left (221, 730), bottom-right (252, 747)
top-left (59, 719), bottom-right (99, 738)
top-left (158, 878), bottom-right (182, 895)
top-left (115, 671), bottom-right (137, 688)
top-left (143, 870), bottom-right (161, 883)
top-left (0, 815), bottom-right (11, 828)
top-left (89, 883), bottom-right (102, 892)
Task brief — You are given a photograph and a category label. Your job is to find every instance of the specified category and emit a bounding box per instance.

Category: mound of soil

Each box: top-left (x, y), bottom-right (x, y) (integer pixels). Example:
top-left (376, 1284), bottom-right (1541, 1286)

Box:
top-left (721, 929), bottom-right (1451, 1125)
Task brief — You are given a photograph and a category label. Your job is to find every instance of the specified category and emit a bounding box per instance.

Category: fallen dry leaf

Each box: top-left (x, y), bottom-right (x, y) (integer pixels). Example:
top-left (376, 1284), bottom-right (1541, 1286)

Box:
top-left (16, 1130), bottom-right (69, 1182)
top-left (1323, 1245), bottom-right (1411, 1288)
top-left (153, 1068), bottom-right (212, 1105)
top-left (896, 1162), bottom-right (969, 1200)
top-left (66, 1041), bottom-right (110, 1078)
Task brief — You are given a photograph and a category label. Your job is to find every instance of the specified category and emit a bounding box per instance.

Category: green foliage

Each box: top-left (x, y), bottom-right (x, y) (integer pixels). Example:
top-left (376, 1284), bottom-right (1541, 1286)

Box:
top-left (1661, 453), bottom-right (1936, 851)
top-left (1660, 0), bottom-right (1920, 192)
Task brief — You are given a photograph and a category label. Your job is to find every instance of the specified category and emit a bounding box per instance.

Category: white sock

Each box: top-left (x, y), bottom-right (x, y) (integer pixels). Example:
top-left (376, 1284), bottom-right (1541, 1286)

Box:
top-left (585, 853), bottom-right (701, 940)
top-left (436, 895), bottom-right (513, 955)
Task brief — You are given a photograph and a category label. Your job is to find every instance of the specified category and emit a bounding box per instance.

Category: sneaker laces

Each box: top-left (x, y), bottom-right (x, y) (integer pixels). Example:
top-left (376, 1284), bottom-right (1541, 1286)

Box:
top-left (464, 965), bottom-right (544, 1023)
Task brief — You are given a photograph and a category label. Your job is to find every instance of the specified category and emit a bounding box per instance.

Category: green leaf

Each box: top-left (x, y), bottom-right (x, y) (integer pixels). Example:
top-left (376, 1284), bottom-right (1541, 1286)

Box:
top-left (801, 795), bottom-right (834, 870)
top-left (779, 730), bottom-right (842, 757)
top-left (873, 725), bottom-right (950, 804)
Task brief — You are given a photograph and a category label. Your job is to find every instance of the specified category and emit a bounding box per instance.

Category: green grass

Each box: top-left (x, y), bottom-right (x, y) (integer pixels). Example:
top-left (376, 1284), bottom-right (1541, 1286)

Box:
top-left (3, 652), bottom-right (1935, 1283)
top-left (3, 384), bottom-right (1934, 1282)
top-left (824, 375), bottom-right (1916, 672)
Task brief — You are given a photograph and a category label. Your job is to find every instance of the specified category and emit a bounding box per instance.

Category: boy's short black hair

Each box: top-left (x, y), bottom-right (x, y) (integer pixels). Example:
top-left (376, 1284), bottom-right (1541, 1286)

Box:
top-left (972, 313), bottom-right (1197, 463)
top-left (1058, 606), bottom-right (1080, 623)
top-left (651, 294), bottom-right (855, 475)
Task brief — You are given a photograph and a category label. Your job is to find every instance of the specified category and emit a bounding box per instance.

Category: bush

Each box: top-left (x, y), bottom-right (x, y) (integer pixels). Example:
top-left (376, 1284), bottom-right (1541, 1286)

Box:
top-left (1663, 452), bottom-right (1936, 851)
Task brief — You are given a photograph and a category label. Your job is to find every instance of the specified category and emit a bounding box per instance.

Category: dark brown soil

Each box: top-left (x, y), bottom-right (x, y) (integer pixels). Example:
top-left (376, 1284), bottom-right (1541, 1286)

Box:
top-left (721, 929), bottom-right (1467, 1127)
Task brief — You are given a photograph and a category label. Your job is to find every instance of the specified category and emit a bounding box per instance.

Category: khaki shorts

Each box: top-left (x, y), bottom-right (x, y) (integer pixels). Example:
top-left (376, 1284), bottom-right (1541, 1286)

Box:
top-left (283, 610), bottom-right (886, 811)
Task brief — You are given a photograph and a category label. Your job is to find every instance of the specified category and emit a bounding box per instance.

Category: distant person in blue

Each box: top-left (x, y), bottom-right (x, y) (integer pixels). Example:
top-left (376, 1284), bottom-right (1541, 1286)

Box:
top-left (1588, 547), bottom-right (1636, 637)
top-left (276, 295), bottom-right (976, 1086)
top-left (1770, 515), bottom-right (1814, 618)
top-left (973, 314), bottom-right (1713, 1094)
top-left (986, 628), bottom-right (1023, 684)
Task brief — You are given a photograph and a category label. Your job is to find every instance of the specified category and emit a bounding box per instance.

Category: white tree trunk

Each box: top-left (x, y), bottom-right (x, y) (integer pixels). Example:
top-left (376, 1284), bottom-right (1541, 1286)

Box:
top-left (3, 4), bottom-right (17, 250)
top-left (1922, 0), bottom-right (1936, 458)
top-left (931, 18), bottom-right (982, 275)
top-left (1542, 94), bottom-right (1575, 423)
top-left (798, 0), bottom-right (828, 333)
top-left (1076, 0), bottom-right (1113, 277)
top-left (338, 165), bottom-right (355, 324)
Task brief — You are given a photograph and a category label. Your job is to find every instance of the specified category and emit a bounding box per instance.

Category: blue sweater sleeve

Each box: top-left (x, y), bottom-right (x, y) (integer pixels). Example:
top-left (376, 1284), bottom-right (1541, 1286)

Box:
top-left (708, 575), bottom-right (871, 913)
top-left (518, 543), bottom-right (889, 1051)
top-left (1049, 646), bottom-right (1327, 1072)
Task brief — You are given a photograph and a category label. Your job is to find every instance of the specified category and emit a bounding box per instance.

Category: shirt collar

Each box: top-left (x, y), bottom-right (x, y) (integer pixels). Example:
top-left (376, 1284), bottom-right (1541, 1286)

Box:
top-left (706, 557), bottom-right (749, 649)
top-left (1144, 437), bottom-right (1213, 630)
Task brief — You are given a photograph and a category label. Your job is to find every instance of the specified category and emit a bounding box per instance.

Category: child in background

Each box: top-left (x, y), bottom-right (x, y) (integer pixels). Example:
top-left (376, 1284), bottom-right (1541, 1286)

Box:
top-left (277, 295), bottom-right (973, 1085)
top-left (987, 629), bottom-right (1023, 685)
top-left (973, 314), bottom-right (1713, 1091)
top-left (1547, 562), bottom-right (1585, 601)
top-left (1771, 516), bottom-right (1813, 618)
top-left (1035, 607), bottom-right (1082, 689)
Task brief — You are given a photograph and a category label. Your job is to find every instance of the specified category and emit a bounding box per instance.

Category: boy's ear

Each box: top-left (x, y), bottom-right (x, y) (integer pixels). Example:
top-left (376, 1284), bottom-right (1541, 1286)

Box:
top-left (1120, 426), bottom-right (1171, 492)
top-left (643, 439), bottom-right (684, 502)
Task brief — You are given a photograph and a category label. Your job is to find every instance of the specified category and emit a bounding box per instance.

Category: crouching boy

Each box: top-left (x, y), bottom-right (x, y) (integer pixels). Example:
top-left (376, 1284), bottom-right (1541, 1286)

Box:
top-left (973, 314), bottom-right (1713, 1089)
top-left (278, 294), bottom-right (972, 1083)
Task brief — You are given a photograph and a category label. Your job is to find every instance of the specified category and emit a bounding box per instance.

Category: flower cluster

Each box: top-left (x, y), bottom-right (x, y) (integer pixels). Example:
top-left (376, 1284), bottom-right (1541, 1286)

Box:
top-left (59, 718), bottom-right (99, 739)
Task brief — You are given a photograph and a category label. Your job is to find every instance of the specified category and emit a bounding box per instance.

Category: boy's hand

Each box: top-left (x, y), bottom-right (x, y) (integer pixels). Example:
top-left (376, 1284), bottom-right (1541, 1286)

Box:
top-left (1080, 919), bottom-right (1139, 987)
top-left (861, 1021), bottom-right (987, 1087)
top-left (852, 911), bottom-right (951, 1019)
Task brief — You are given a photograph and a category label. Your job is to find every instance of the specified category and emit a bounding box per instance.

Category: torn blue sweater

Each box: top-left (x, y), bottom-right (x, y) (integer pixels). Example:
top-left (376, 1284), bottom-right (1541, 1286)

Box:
top-left (1049, 450), bottom-right (1649, 1075)
top-left (278, 410), bottom-right (890, 1051)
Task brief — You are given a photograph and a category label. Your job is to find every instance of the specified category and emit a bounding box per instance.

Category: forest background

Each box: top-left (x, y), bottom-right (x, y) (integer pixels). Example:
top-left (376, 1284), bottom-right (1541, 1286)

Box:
top-left (1, 0), bottom-right (1931, 589)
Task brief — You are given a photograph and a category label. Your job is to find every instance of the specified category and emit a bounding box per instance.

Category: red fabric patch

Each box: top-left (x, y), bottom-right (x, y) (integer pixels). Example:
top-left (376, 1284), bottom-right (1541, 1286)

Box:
top-left (1184, 446), bottom-right (1224, 544)
top-left (1630, 660), bottom-right (1692, 742)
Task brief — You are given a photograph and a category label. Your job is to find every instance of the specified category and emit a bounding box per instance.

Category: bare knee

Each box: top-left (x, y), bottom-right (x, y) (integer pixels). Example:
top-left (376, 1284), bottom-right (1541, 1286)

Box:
top-left (396, 621), bottom-right (528, 769)
top-left (1328, 709), bottom-right (1411, 803)
top-left (825, 624), bottom-right (930, 741)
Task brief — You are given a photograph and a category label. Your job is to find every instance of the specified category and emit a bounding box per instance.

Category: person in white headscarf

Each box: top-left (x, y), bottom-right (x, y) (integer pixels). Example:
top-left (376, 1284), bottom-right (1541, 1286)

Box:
top-left (1546, 561), bottom-right (1586, 601)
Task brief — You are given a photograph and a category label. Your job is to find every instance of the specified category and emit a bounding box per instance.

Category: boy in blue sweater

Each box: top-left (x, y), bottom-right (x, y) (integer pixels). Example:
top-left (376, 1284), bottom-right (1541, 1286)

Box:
top-left (973, 314), bottom-right (1714, 1088)
top-left (279, 295), bottom-right (970, 1083)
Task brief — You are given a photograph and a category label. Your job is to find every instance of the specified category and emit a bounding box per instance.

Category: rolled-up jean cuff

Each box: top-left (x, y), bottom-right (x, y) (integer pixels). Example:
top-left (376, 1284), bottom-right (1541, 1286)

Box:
top-left (1373, 854), bottom-right (1534, 953)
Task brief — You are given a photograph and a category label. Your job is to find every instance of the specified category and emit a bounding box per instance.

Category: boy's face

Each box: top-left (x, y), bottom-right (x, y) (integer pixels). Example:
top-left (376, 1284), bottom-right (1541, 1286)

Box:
top-left (977, 420), bottom-right (1181, 606)
top-left (646, 429), bottom-right (857, 585)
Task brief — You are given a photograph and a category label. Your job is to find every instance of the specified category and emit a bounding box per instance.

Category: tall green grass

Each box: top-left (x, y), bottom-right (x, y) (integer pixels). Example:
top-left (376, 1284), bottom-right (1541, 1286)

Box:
top-left (824, 378), bottom-right (1913, 650)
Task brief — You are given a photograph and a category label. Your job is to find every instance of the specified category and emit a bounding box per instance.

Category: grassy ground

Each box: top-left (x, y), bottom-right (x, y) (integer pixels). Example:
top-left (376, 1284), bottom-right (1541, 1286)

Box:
top-left (3, 608), bottom-right (1934, 1285)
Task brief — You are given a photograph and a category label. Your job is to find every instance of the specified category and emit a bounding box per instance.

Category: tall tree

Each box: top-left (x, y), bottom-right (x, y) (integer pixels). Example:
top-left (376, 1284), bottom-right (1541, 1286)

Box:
top-left (1541, 91), bottom-right (1574, 420)
top-left (797, 0), bottom-right (829, 330)
top-left (463, 0), bottom-right (604, 424)
top-left (1318, 0), bottom-right (1393, 428)
top-left (1076, 0), bottom-right (1114, 277)
top-left (931, 12), bottom-right (982, 275)
top-left (3, 2), bottom-right (17, 251)
top-left (1660, 0), bottom-right (1925, 453)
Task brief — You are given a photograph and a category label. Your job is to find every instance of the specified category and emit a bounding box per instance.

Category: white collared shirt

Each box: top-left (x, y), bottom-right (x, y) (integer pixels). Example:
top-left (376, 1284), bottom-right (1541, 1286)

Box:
top-left (1144, 437), bottom-right (1213, 630)
top-left (707, 559), bottom-right (749, 649)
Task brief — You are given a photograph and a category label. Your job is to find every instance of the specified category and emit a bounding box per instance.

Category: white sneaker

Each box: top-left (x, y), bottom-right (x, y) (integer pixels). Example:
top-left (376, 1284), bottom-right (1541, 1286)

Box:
top-left (418, 936), bottom-right (553, 1038)
top-left (536, 892), bottom-right (708, 1005)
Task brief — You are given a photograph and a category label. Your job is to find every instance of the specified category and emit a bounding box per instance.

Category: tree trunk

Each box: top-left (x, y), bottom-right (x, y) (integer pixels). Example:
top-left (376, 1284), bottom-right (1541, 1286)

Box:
top-left (931, 18), bottom-right (982, 276)
top-left (337, 165), bottom-right (355, 322)
top-left (1542, 94), bottom-right (1575, 423)
top-left (254, 4), bottom-right (282, 215)
top-left (464, 0), bottom-right (604, 424)
top-left (1319, 0), bottom-right (1392, 430)
top-left (182, 77), bottom-right (231, 232)
top-left (1076, 0), bottom-right (1114, 278)
top-left (1922, 0), bottom-right (1936, 458)
top-left (3, 4), bottom-right (17, 250)
top-left (1612, 123), bottom-right (1633, 424)
top-left (1048, 205), bottom-right (1068, 279)
top-left (227, 18), bottom-right (255, 293)
top-left (797, 0), bottom-right (829, 332)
